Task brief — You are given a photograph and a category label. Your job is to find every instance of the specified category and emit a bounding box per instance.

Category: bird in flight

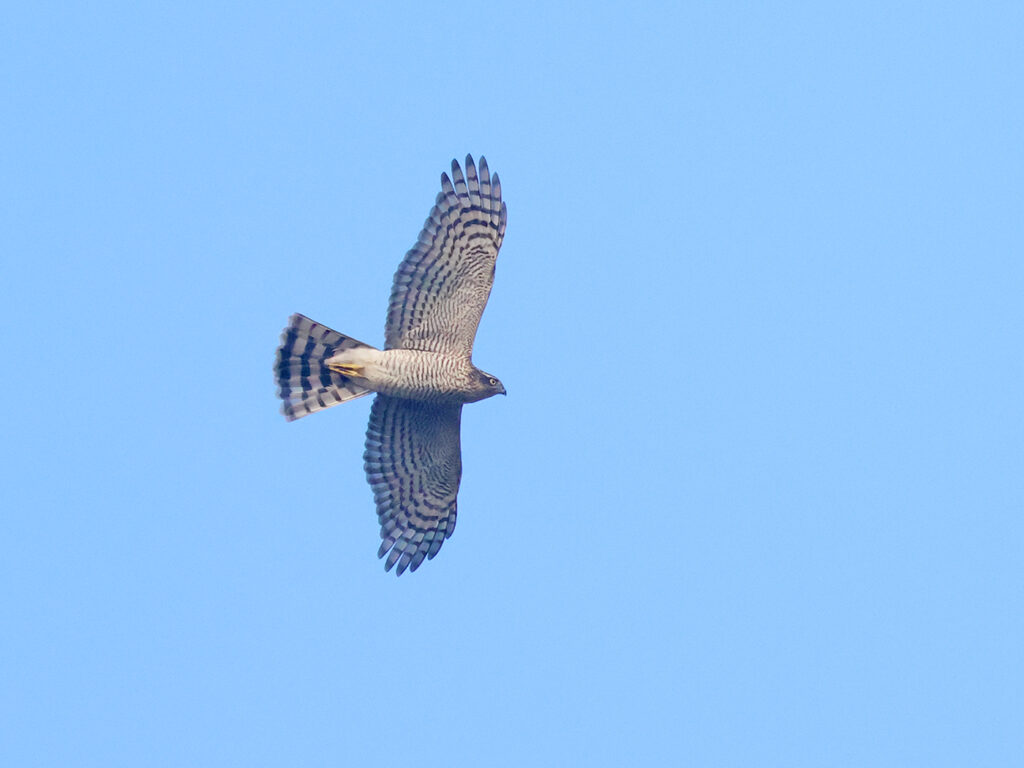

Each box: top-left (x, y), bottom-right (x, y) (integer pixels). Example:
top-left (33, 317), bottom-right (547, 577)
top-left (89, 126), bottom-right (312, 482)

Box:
top-left (274, 155), bottom-right (507, 575)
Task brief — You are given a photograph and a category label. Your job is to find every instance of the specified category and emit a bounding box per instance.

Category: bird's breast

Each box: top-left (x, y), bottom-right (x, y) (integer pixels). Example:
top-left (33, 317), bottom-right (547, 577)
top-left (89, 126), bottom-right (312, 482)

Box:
top-left (373, 350), bottom-right (474, 403)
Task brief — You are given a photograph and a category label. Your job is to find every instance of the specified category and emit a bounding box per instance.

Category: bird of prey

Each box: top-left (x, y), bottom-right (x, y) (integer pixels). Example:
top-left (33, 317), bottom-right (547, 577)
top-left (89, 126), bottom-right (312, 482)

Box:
top-left (274, 155), bottom-right (507, 575)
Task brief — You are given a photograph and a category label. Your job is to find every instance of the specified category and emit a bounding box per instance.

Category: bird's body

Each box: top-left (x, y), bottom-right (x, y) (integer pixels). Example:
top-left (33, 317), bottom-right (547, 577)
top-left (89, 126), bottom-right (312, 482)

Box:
top-left (274, 155), bottom-right (507, 575)
top-left (327, 347), bottom-right (503, 404)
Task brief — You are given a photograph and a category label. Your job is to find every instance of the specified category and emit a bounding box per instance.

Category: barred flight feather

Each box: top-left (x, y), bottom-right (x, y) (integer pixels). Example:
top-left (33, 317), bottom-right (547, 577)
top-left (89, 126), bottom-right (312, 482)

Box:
top-left (385, 154), bottom-right (507, 355)
top-left (364, 395), bottom-right (462, 575)
top-left (274, 314), bottom-right (375, 421)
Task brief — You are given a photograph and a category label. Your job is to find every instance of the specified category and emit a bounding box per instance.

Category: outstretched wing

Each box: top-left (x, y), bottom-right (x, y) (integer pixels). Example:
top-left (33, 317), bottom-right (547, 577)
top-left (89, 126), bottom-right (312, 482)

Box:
top-left (385, 154), bottom-right (507, 355)
top-left (363, 395), bottom-right (463, 575)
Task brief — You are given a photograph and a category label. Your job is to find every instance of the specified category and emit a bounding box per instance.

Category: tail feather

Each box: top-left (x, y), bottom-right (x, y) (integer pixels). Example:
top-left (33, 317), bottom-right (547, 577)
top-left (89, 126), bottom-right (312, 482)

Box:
top-left (275, 314), bottom-right (376, 421)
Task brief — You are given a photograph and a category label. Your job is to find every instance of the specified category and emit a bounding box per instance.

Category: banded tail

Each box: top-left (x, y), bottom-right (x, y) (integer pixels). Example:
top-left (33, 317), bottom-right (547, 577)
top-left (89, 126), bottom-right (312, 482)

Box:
top-left (275, 314), bottom-right (376, 421)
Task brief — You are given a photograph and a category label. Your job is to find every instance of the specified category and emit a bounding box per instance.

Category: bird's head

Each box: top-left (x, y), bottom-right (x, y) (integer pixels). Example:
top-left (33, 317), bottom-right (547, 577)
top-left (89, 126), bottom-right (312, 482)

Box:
top-left (469, 368), bottom-right (506, 401)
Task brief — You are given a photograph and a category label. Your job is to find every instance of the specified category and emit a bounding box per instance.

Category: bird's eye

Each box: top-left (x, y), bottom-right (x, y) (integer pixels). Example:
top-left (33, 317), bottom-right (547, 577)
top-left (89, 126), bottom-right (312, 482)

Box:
top-left (488, 377), bottom-right (498, 386)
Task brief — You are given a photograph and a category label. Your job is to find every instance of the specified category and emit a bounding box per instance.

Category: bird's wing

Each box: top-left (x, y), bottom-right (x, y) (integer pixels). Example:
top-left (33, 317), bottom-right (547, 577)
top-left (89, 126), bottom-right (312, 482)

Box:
top-left (384, 154), bottom-right (507, 355)
top-left (363, 394), bottom-right (463, 575)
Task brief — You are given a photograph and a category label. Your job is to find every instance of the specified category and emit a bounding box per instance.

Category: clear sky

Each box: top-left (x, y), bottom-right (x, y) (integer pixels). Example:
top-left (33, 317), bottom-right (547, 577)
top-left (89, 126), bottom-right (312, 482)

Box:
top-left (2, 3), bottom-right (1022, 766)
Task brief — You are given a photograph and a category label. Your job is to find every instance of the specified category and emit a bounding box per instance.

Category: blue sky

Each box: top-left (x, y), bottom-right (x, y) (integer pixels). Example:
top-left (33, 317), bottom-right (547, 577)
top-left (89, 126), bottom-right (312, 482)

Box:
top-left (2, 2), bottom-right (1021, 766)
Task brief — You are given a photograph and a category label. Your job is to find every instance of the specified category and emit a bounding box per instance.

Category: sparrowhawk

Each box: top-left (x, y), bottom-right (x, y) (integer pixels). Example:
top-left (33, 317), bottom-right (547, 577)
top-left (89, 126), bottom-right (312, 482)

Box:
top-left (274, 155), bottom-right (507, 575)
